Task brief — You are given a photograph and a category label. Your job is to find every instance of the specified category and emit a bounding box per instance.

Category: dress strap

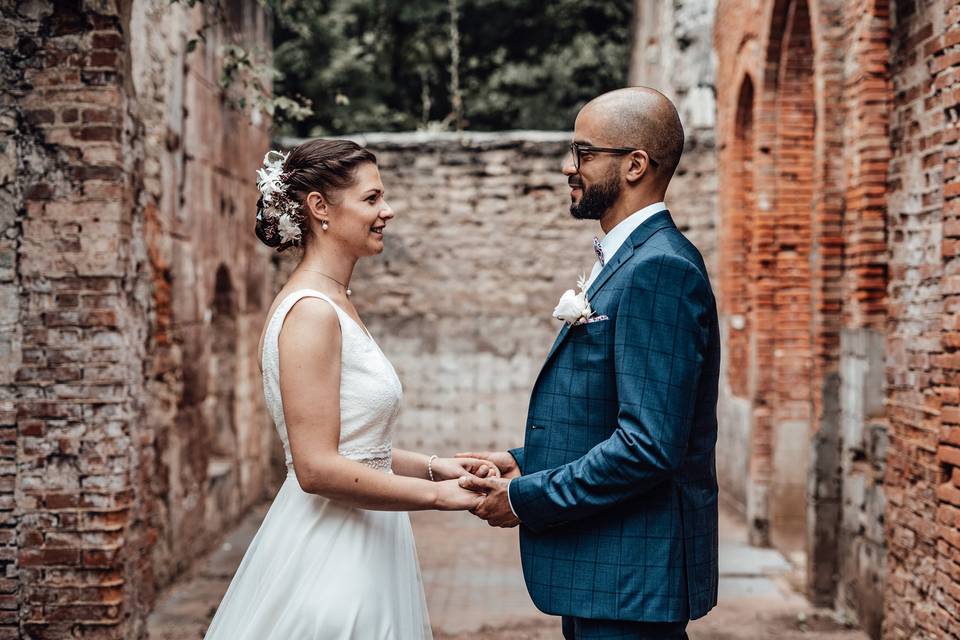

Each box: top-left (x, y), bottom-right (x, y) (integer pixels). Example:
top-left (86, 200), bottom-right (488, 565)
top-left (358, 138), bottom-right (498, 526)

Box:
top-left (262, 289), bottom-right (344, 374)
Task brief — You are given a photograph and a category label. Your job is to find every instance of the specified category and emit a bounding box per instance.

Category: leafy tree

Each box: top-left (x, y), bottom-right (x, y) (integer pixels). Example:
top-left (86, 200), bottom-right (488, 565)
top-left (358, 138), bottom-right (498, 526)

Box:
top-left (270, 0), bottom-right (632, 135)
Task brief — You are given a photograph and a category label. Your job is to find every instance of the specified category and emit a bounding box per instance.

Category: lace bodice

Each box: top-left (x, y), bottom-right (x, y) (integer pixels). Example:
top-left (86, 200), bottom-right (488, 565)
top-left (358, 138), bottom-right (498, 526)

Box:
top-left (261, 289), bottom-right (402, 473)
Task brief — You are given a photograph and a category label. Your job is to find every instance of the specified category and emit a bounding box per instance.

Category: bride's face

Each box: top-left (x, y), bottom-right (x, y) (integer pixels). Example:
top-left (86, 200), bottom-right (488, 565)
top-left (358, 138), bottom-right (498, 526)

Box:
top-left (326, 163), bottom-right (394, 257)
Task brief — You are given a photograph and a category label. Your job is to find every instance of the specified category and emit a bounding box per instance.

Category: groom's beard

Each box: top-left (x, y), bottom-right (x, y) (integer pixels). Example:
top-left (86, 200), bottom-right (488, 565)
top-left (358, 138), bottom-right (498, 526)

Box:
top-left (569, 170), bottom-right (621, 220)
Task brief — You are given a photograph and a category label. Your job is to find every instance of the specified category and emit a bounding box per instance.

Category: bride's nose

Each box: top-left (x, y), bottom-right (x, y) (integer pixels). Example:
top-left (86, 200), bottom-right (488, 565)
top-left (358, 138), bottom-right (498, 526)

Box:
top-left (380, 201), bottom-right (395, 220)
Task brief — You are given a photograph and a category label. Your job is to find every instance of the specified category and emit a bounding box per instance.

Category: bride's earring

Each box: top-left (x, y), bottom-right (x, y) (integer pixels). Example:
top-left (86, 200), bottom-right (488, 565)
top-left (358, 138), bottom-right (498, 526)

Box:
top-left (321, 221), bottom-right (329, 231)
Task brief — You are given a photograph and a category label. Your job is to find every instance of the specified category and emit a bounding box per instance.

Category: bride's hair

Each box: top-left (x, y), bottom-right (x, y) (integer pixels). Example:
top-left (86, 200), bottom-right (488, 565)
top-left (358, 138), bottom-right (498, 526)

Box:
top-left (255, 139), bottom-right (377, 251)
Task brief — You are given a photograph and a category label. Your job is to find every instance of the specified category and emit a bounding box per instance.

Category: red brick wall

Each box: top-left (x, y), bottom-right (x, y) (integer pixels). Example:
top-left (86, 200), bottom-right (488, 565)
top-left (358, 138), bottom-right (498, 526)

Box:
top-left (934, 2), bottom-right (960, 635)
top-left (842, 0), bottom-right (890, 330)
top-left (716, 0), bottom-right (896, 635)
top-left (1, 1), bottom-right (274, 637)
top-left (721, 77), bottom-right (756, 398)
top-left (6, 4), bottom-right (143, 637)
top-left (884, 0), bottom-right (959, 637)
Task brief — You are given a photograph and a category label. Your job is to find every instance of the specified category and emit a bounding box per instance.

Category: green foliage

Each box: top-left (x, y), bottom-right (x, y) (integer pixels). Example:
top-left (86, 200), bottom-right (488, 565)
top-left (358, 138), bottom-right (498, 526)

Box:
top-left (271, 0), bottom-right (633, 135)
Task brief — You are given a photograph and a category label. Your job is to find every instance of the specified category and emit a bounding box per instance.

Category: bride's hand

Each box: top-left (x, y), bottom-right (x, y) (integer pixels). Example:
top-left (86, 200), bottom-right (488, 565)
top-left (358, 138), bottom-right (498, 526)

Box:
top-left (430, 457), bottom-right (501, 482)
top-left (433, 479), bottom-right (485, 511)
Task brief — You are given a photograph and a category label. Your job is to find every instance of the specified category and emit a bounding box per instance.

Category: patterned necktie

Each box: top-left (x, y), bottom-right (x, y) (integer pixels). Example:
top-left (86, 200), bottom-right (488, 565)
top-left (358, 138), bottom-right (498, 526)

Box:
top-left (593, 236), bottom-right (605, 267)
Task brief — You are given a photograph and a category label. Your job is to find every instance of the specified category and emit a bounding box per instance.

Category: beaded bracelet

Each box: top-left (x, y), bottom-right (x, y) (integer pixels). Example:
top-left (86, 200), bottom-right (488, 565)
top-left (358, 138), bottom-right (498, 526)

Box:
top-left (427, 454), bottom-right (438, 481)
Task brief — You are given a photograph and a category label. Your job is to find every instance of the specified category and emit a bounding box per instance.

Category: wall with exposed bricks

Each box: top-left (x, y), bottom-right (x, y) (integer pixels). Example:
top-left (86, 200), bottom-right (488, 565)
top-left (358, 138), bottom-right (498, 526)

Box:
top-left (1, 1), bottom-right (275, 637)
top-left (716, 0), bottom-right (960, 637)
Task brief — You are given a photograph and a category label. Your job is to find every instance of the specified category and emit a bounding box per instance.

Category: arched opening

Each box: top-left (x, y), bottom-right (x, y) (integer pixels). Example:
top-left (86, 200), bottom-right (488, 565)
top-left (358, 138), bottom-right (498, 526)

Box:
top-left (717, 75), bottom-right (758, 513)
top-left (205, 264), bottom-right (241, 533)
top-left (751, 0), bottom-right (816, 552)
top-left (728, 76), bottom-right (755, 398)
top-left (210, 264), bottom-right (239, 463)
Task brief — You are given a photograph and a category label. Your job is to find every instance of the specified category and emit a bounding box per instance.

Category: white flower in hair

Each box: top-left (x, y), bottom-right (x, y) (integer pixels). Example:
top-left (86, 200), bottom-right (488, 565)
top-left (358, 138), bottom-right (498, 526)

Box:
top-left (257, 150), bottom-right (289, 202)
top-left (276, 212), bottom-right (302, 244)
top-left (258, 173), bottom-right (284, 204)
top-left (256, 149), bottom-right (304, 245)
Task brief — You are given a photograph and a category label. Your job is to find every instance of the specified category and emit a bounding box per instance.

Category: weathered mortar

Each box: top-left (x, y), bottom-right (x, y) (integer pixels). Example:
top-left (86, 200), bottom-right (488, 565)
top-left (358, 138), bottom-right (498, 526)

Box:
top-left (715, 0), bottom-right (960, 637)
top-left (1, 1), bottom-right (275, 637)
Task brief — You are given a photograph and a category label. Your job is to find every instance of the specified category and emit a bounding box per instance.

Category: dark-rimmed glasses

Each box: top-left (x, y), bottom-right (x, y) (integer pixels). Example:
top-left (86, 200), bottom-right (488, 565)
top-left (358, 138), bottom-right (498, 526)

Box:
top-left (569, 142), bottom-right (660, 171)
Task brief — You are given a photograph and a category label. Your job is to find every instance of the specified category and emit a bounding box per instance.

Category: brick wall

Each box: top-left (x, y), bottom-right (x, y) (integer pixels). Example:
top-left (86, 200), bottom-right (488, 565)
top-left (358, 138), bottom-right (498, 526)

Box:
top-left (885, 0), bottom-right (960, 637)
top-left (1, 1), bottom-right (274, 637)
top-left (715, 0), bottom-right (960, 638)
top-left (126, 0), bottom-right (277, 590)
top-left (935, 1), bottom-right (960, 635)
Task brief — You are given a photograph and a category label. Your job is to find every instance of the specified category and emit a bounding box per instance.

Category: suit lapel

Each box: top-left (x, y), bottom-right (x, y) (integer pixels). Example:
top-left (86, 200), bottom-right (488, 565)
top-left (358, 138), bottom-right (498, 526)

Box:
top-left (539, 211), bottom-right (677, 367)
top-left (587, 211), bottom-right (675, 299)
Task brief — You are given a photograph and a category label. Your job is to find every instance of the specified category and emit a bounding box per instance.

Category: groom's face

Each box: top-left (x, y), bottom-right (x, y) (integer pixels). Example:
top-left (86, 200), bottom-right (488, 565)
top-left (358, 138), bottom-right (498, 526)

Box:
top-left (569, 165), bottom-right (621, 221)
top-left (564, 113), bottom-right (623, 221)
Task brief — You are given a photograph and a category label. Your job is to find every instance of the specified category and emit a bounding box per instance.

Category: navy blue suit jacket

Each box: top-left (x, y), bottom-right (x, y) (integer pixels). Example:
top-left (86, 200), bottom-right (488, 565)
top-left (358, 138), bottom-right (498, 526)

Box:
top-left (508, 211), bottom-right (720, 622)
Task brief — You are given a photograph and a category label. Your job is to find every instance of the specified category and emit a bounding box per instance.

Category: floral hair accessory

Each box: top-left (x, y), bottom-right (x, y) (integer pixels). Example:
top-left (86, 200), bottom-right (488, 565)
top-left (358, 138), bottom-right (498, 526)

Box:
top-left (256, 150), bottom-right (304, 245)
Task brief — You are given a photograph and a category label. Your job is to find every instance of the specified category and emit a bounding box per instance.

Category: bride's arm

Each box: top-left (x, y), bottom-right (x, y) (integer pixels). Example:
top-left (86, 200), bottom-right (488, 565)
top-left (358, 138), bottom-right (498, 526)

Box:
top-left (390, 449), bottom-right (431, 478)
top-left (392, 448), bottom-right (501, 481)
top-left (279, 299), bottom-right (482, 512)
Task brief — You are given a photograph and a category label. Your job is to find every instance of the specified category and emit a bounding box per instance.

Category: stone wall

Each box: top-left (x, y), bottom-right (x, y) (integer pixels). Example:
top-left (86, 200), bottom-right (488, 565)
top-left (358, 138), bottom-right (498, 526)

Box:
top-left (127, 0), bottom-right (278, 591)
top-left (276, 126), bottom-right (720, 459)
top-left (628, 0), bottom-right (719, 275)
top-left (0, 1), bottom-right (274, 637)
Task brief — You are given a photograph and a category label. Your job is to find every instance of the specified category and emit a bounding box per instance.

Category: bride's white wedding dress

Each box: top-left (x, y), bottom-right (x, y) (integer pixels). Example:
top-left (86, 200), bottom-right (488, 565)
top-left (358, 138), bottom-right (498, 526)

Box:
top-left (204, 289), bottom-right (432, 639)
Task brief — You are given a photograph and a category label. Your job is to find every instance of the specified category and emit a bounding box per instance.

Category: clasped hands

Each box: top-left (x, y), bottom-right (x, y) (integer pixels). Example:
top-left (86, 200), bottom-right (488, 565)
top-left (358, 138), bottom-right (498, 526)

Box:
top-left (449, 451), bottom-right (521, 528)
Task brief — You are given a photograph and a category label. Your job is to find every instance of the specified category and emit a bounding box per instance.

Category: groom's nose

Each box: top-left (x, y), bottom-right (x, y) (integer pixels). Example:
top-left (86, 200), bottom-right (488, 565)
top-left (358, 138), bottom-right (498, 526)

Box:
top-left (562, 156), bottom-right (577, 177)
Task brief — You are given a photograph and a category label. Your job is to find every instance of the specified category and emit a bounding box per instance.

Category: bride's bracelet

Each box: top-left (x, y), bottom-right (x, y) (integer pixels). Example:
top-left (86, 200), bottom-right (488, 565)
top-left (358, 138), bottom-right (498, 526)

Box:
top-left (427, 455), bottom-right (438, 481)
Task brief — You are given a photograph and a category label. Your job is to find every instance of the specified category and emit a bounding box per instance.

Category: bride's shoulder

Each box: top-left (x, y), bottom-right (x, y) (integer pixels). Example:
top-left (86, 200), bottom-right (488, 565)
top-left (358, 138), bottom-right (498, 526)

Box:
top-left (276, 298), bottom-right (341, 366)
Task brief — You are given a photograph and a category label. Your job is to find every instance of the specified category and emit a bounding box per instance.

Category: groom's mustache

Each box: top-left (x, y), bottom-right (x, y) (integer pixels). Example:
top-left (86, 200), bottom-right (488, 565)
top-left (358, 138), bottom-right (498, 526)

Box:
top-left (568, 179), bottom-right (584, 189)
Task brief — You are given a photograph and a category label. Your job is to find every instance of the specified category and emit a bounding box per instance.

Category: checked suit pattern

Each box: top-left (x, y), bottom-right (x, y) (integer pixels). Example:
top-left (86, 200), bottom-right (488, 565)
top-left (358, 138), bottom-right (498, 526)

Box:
top-left (508, 211), bottom-right (720, 623)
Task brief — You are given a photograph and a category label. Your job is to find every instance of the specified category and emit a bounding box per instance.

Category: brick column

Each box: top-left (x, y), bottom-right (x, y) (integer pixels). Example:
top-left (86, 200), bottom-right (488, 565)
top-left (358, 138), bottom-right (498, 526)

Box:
top-left (934, 0), bottom-right (960, 634)
top-left (3, 3), bottom-right (144, 638)
top-left (884, 0), bottom-right (951, 637)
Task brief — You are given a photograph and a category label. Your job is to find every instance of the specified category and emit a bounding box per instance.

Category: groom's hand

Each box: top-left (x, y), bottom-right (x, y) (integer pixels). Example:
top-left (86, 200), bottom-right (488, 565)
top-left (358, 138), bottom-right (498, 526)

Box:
top-left (458, 476), bottom-right (520, 528)
top-left (455, 451), bottom-right (520, 480)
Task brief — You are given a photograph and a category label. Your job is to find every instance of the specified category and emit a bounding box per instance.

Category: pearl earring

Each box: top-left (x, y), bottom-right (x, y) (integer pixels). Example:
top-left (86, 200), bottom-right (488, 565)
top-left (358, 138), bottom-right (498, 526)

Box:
top-left (321, 221), bottom-right (329, 231)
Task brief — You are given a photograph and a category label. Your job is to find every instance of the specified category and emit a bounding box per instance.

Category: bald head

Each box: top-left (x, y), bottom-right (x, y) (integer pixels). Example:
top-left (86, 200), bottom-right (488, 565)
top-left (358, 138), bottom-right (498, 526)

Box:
top-left (581, 87), bottom-right (684, 182)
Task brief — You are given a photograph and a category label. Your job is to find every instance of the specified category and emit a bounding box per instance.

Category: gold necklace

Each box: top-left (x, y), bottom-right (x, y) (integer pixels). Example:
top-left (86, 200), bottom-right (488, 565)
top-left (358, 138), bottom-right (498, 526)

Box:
top-left (300, 268), bottom-right (352, 296)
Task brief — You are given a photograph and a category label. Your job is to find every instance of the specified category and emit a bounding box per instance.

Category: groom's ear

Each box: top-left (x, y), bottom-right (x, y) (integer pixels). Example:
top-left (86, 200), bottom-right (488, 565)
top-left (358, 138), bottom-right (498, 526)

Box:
top-left (624, 150), bottom-right (652, 184)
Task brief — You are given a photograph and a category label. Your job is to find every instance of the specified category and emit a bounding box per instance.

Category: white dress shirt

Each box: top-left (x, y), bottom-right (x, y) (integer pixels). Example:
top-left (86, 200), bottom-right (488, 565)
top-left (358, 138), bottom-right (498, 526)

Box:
top-left (583, 201), bottom-right (668, 290)
top-left (505, 201), bottom-right (668, 519)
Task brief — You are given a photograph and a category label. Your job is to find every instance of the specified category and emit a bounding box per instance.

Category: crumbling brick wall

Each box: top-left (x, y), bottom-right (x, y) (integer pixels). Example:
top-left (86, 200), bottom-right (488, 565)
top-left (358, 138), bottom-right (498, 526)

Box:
top-left (884, 1), bottom-right (960, 638)
top-left (716, 0), bottom-right (960, 638)
top-left (1, 1), bottom-right (274, 637)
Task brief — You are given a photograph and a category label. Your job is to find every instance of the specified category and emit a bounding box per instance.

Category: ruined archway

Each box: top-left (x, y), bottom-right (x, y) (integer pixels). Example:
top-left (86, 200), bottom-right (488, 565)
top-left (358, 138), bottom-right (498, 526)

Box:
top-left (717, 73), bottom-right (758, 511)
top-left (750, 0), bottom-right (817, 552)
top-left (205, 264), bottom-right (241, 524)
top-left (727, 75), bottom-right (755, 399)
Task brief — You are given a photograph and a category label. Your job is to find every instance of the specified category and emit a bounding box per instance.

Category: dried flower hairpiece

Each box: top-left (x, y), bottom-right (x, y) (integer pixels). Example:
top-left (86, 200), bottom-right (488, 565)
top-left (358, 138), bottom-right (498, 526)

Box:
top-left (256, 150), bottom-right (303, 245)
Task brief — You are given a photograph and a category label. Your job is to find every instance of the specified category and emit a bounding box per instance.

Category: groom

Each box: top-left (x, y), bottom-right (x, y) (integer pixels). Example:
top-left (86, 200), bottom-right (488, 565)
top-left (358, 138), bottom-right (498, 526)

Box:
top-left (459, 87), bottom-right (720, 639)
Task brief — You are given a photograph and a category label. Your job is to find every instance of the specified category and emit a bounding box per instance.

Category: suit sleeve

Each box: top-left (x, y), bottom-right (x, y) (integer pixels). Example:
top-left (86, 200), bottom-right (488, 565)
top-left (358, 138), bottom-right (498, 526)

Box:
top-left (508, 254), bottom-right (711, 533)
top-left (508, 447), bottom-right (525, 474)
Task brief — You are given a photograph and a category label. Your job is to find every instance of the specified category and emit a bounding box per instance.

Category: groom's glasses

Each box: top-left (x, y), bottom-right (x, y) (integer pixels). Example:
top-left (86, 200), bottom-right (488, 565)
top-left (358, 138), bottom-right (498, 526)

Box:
top-left (569, 142), bottom-right (660, 171)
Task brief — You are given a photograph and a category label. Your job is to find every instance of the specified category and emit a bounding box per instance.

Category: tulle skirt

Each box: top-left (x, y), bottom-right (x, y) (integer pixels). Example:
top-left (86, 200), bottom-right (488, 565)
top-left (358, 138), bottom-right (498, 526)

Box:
top-left (204, 473), bottom-right (432, 640)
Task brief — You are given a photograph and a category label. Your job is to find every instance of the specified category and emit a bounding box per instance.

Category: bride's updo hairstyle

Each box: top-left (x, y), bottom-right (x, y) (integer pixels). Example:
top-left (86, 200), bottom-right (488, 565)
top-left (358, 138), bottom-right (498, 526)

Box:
top-left (255, 139), bottom-right (377, 252)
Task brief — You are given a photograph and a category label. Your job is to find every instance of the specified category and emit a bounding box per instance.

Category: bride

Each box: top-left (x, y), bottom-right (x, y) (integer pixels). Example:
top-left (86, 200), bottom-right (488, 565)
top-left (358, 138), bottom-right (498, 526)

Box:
top-left (204, 139), bottom-right (495, 639)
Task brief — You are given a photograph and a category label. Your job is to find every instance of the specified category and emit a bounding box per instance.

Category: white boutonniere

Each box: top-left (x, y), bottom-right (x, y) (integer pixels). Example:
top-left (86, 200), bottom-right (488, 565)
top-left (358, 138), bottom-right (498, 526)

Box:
top-left (553, 274), bottom-right (595, 325)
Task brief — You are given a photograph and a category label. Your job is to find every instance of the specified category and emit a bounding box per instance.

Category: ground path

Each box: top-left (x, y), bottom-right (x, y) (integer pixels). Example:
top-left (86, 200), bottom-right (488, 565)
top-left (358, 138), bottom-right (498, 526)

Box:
top-left (147, 504), bottom-right (868, 639)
